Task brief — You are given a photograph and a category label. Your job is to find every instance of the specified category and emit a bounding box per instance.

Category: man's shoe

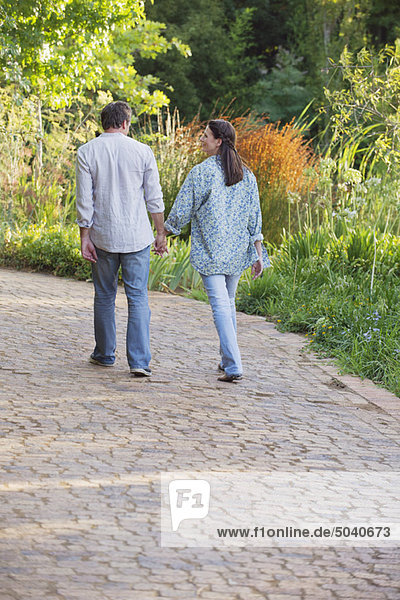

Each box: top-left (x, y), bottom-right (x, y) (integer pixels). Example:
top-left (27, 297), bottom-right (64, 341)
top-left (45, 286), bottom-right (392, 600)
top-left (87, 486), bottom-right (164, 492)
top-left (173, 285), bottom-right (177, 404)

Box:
top-left (217, 373), bottom-right (243, 383)
top-left (90, 355), bottom-right (114, 367)
top-left (130, 368), bottom-right (152, 378)
top-left (218, 363), bottom-right (225, 372)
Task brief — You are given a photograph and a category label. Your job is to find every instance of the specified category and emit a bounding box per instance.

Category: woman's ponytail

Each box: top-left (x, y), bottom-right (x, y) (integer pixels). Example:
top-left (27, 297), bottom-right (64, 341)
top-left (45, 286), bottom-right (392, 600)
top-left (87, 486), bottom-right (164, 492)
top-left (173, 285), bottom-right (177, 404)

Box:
top-left (208, 119), bottom-right (244, 186)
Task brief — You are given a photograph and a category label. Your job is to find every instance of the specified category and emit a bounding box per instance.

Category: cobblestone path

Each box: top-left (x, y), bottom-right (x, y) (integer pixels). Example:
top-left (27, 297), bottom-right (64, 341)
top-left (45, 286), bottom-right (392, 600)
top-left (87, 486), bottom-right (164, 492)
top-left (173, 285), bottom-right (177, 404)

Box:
top-left (0, 267), bottom-right (399, 600)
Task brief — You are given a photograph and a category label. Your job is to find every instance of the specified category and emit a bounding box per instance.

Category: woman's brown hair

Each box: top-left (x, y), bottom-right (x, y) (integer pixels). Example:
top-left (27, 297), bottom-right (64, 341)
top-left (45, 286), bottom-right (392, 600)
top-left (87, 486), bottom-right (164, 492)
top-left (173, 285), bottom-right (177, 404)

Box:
top-left (207, 119), bottom-right (244, 186)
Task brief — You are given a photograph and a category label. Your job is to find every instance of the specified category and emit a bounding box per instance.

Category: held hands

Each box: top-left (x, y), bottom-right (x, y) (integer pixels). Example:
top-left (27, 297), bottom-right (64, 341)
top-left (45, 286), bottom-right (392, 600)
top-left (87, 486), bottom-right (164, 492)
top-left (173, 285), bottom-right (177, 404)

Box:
top-left (251, 259), bottom-right (263, 280)
top-left (153, 231), bottom-right (169, 257)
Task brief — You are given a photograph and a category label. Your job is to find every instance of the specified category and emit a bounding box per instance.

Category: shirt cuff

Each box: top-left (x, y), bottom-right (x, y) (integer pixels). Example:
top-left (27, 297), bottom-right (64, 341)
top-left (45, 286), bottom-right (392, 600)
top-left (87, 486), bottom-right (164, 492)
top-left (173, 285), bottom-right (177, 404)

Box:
top-left (76, 218), bottom-right (93, 228)
top-left (251, 233), bottom-right (264, 243)
top-left (164, 221), bottom-right (181, 235)
top-left (146, 197), bottom-right (165, 214)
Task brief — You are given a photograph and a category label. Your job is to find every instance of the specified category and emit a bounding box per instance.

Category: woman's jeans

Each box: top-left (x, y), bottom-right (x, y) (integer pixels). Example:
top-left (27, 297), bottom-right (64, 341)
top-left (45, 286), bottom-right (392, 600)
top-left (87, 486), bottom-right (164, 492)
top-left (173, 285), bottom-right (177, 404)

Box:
top-left (201, 273), bottom-right (242, 376)
top-left (91, 246), bottom-right (151, 369)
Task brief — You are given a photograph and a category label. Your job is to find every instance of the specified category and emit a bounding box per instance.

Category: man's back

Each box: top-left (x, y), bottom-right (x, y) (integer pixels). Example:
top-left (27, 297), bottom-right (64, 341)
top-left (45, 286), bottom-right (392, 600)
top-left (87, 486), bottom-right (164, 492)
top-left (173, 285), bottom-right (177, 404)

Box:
top-left (76, 100), bottom-right (166, 377)
top-left (76, 133), bottom-right (163, 253)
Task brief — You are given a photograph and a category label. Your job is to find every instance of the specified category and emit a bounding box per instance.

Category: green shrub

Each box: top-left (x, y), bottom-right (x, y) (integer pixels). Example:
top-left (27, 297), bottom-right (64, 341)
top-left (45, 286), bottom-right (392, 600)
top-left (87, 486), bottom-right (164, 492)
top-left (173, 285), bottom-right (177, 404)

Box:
top-left (0, 223), bottom-right (205, 295)
top-left (0, 223), bottom-right (91, 279)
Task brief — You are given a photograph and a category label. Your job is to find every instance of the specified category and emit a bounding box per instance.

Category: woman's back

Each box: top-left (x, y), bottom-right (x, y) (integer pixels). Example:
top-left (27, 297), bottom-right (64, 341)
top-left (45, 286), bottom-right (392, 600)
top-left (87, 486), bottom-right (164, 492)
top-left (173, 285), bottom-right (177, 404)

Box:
top-left (166, 154), bottom-right (263, 275)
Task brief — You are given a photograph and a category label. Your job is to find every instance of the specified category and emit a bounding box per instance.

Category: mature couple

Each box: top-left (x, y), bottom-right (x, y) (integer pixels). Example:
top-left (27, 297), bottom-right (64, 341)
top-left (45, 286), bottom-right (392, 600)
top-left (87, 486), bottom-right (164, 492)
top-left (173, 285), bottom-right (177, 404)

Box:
top-left (76, 101), bottom-right (269, 383)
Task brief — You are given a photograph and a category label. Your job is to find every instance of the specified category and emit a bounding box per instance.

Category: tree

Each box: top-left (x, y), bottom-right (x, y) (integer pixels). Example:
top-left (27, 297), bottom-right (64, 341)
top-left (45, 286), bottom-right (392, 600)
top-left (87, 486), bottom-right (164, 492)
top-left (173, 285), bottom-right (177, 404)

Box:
top-left (323, 43), bottom-right (400, 174)
top-left (0, 0), bottom-right (188, 174)
top-left (286, 0), bottom-right (371, 108)
top-left (95, 19), bottom-right (190, 115)
top-left (255, 48), bottom-right (312, 122)
top-left (366, 0), bottom-right (400, 46)
top-left (136, 0), bottom-right (260, 119)
top-left (0, 0), bottom-right (189, 111)
top-left (0, 0), bottom-right (145, 104)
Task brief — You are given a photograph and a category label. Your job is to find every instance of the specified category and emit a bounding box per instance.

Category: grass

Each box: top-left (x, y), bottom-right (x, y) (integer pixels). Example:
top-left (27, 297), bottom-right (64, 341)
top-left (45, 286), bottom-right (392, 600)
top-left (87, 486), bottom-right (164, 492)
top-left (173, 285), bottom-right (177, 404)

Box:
top-left (236, 227), bottom-right (400, 396)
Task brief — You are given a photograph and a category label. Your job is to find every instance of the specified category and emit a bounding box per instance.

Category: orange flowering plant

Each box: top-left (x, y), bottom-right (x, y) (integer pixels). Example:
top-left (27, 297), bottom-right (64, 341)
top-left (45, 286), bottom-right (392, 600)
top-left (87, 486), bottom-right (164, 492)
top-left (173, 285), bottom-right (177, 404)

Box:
top-left (236, 118), bottom-right (318, 245)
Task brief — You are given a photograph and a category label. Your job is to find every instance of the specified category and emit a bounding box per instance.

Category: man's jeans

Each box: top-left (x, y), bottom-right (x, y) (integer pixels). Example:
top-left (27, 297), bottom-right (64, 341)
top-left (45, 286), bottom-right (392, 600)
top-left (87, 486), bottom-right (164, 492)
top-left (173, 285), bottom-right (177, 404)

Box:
top-left (91, 245), bottom-right (151, 369)
top-left (201, 273), bottom-right (242, 376)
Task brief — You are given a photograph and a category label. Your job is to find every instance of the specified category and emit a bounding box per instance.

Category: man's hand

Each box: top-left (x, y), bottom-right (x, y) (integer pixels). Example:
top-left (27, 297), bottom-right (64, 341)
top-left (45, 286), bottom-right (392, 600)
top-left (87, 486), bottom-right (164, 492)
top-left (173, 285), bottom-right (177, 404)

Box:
top-left (153, 231), bottom-right (168, 257)
top-left (150, 212), bottom-right (168, 257)
top-left (80, 229), bottom-right (98, 263)
top-left (251, 259), bottom-right (263, 280)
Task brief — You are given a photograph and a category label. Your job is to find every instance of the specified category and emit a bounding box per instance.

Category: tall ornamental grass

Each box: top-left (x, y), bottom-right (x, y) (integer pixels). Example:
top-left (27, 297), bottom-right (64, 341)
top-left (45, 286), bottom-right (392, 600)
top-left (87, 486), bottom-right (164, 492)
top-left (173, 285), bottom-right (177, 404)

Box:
top-left (236, 120), bottom-right (317, 245)
top-left (292, 157), bottom-right (400, 238)
top-left (0, 87), bottom-right (99, 228)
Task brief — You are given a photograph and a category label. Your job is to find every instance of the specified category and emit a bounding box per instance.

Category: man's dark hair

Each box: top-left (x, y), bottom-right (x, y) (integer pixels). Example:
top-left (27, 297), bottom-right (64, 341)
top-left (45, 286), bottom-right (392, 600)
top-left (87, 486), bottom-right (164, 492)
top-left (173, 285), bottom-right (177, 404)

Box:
top-left (101, 101), bottom-right (132, 130)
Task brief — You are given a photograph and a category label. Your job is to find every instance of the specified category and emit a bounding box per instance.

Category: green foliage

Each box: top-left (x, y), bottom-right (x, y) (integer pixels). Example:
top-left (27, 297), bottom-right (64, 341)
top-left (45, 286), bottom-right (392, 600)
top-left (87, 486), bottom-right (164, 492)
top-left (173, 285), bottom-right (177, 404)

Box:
top-left (255, 48), bottom-right (313, 122)
top-left (237, 227), bottom-right (400, 396)
top-left (219, 7), bottom-right (259, 109)
top-left (0, 86), bottom-right (99, 227)
top-left (323, 44), bottom-right (400, 175)
top-left (94, 21), bottom-right (190, 115)
top-left (366, 1), bottom-right (400, 46)
top-left (136, 108), bottom-right (204, 220)
top-left (137, 0), bottom-right (260, 119)
top-left (287, 0), bottom-right (371, 117)
top-left (278, 226), bottom-right (400, 277)
top-left (137, 1), bottom-right (400, 126)
top-left (0, 0), bottom-right (144, 104)
top-left (282, 150), bottom-right (400, 242)
top-left (0, 222), bottom-right (91, 279)
top-left (0, 0), bottom-right (188, 115)
top-left (0, 222), bottom-right (205, 295)
top-left (148, 238), bottom-right (203, 293)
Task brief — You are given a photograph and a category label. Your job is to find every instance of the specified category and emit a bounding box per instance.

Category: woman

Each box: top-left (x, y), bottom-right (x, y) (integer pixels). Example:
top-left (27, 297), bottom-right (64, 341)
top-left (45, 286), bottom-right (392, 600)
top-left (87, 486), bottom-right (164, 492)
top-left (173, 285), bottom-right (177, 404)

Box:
top-left (164, 119), bottom-right (270, 383)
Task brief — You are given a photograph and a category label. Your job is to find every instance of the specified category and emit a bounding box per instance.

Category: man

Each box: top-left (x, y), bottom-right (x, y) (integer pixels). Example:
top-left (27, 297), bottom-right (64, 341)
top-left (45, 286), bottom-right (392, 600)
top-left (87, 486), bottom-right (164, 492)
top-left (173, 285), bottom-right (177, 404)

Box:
top-left (76, 101), bottom-right (167, 377)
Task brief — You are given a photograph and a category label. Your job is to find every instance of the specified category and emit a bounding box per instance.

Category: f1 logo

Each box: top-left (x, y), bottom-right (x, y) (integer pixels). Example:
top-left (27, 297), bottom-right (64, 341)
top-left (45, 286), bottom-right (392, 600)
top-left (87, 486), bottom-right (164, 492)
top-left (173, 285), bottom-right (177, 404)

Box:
top-left (169, 480), bottom-right (211, 531)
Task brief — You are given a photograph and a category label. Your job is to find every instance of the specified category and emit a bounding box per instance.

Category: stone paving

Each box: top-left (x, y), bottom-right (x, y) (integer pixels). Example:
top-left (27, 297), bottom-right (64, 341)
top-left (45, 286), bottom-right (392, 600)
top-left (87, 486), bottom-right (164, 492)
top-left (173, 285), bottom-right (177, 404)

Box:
top-left (0, 266), bottom-right (399, 600)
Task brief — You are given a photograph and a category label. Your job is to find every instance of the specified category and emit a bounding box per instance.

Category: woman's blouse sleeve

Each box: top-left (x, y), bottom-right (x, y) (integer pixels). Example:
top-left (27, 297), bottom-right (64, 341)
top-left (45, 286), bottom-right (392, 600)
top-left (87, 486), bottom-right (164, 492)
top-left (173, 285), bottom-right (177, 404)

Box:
top-left (247, 174), bottom-right (264, 244)
top-left (164, 170), bottom-right (196, 235)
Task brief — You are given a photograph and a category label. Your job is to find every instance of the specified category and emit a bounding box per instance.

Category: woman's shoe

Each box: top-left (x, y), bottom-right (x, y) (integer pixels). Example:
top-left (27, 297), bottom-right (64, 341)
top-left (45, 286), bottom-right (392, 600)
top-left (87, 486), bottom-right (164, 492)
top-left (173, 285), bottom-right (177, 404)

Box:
top-left (217, 373), bottom-right (243, 383)
top-left (130, 368), bottom-right (152, 377)
top-left (90, 355), bottom-right (114, 367)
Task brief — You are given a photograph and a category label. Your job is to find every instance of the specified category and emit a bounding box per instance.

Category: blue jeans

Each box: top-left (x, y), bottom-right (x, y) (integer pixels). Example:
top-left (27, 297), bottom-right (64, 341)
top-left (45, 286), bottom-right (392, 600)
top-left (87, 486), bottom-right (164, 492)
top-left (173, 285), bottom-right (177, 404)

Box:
top-left (201, 273), bottom-right (242, 376)
top-left (91, 246), bottom-right (151, 369)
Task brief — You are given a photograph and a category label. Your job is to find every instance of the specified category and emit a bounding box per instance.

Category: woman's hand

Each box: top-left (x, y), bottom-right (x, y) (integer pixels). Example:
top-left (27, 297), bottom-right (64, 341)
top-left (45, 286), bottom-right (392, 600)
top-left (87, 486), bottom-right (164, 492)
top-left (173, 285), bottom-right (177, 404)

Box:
top-left (251, 259), bottom-right (263, 280)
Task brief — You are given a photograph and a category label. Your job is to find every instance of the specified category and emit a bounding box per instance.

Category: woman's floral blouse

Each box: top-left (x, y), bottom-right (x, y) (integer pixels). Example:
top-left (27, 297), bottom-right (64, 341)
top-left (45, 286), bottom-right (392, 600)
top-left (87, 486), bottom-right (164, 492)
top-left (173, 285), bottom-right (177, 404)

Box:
top-left (164, 155), bottom-right (271, 275)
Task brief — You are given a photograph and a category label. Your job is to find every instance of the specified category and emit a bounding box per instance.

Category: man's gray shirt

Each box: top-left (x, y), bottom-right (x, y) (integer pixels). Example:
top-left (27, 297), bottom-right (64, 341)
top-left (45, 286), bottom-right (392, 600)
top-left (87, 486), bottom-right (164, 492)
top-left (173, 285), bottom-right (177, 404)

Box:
top-left (76, 132), bottom-right (164, 253)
